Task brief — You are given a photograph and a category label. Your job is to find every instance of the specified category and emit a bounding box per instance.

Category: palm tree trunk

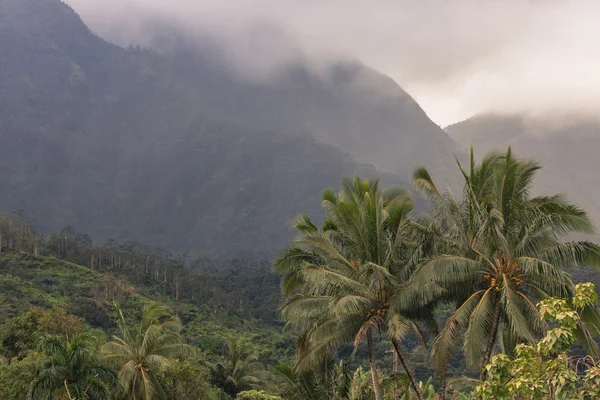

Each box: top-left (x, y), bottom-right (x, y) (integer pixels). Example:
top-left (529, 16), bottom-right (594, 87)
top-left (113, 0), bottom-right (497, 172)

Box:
top-left (392, 346), bottom-right (398, 400)
top-left (131, 374), bottom-right (137, 400)
top-left (392, 338), bottom-right (425, 400)
top-left (438, 358), bottom-right (448, 400)
top-left (480, 302), bottom-right (502, 381)
top-left (366, 328), bottom-right (383, 400)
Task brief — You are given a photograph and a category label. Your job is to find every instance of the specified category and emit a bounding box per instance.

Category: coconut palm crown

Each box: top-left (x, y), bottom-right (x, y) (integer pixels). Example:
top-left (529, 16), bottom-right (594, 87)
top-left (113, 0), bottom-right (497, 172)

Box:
top-left (101, 302), bottom-right (192, 400)
top-left (29, 333), bottom-right (117, 400)
top-left (275, 175), bottom-right (434, 400)
top-left (410, 147), bottom-right (600, 387)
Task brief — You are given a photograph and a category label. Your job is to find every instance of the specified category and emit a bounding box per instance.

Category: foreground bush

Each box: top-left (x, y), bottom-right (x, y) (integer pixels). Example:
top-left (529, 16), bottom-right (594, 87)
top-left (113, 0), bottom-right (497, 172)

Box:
top-left (476, 283), bottom-right (600, 399)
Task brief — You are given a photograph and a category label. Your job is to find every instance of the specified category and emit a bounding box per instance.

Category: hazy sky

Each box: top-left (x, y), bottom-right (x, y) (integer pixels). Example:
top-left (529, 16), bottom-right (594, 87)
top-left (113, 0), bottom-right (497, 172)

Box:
top-left (65, 0), bottom-right (600, 126)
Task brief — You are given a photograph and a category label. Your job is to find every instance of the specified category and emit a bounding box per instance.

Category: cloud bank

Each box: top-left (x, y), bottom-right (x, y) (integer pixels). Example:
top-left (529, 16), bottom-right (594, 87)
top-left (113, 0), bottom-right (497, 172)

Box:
top-left (65, 0), bottom-right (600, 126)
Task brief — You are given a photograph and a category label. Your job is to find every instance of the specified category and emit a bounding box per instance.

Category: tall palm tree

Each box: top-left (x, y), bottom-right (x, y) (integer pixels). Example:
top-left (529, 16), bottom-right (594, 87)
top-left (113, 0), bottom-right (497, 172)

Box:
top-left (411, 147), bottom-right (600, 398)
top-left (29, 333), bottom-right (117, 400)
top-left (275, 176), bottom-right (433, 400)
top-left (101, 302), bottom-right (192, 400)
top-left (209, 338), bottom-right (263, 397)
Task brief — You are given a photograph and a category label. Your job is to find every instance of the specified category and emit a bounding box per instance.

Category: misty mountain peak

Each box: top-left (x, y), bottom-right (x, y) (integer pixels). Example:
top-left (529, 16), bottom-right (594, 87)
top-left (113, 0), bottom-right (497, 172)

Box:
top-left (1, 0), bottom-right (90, 41)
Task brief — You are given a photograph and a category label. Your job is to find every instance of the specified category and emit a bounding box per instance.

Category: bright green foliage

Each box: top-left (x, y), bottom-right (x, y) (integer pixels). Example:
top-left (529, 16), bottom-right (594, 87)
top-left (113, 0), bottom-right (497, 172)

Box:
top-left (29, 333), bottom-right (117, 400)
top-left (101, 302), bottom-right (193, 400)
top-left (159, 357), bottom-right (223, 400)
top-left (236, 389), bottom-right (282, 399)
top-left (411, 147), bottom-right (600, 379)
top-left (475, 283), bottom-right (600, 399)
top-left (395, 378), bottom-right (437, 400)
top-left (349, 366), bottom-right (437, 400)
top-left (0, 352), bottom-right (44, 400)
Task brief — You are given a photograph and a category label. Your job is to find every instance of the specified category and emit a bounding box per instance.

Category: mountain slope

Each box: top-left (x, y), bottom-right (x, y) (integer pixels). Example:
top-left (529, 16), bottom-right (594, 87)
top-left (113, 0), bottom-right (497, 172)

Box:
top-left (447, 112), bottom-right (600, 226)
top-left (0, 249), bottom-right (291, 366)
top-left (0, 0), bottom-right (425, 257)
top-left (74, 8), bottom-right (462, 180)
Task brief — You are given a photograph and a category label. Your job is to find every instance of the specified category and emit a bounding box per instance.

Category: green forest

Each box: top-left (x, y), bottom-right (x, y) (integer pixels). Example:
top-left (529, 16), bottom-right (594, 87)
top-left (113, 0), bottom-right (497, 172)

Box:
top-left (2, 148), bottom-right (600, 399)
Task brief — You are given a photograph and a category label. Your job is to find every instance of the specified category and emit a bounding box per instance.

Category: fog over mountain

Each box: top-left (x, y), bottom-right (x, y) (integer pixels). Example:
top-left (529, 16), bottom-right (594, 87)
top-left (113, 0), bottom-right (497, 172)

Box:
top-left (1, 0), bottom-right (445, 257)
top-left (66, 0), bottom-right (600, 126)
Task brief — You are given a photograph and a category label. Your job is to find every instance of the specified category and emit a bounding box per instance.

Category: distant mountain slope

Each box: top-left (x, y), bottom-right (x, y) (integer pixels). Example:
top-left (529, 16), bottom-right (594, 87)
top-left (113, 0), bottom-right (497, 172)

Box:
top-left (1, 0), bottom-right (428, 257)
top-left (75, 8), bottom-right (462, 180)
top-left (447, 112), bottom-right (600, 226)
top-left (184, 57), bottom-right (462, 178)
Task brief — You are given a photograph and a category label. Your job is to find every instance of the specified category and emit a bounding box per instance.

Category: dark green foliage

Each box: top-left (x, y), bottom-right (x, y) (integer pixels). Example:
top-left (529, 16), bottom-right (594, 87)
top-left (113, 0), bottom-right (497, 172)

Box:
top-left (0, 308), bottom-right (42, 359)
top-left (0, 307), bottom-right (84, 359)
top-left (209, 339), bottom-right (264, 397)
top-left (29, 333), bottom-right (118, 400)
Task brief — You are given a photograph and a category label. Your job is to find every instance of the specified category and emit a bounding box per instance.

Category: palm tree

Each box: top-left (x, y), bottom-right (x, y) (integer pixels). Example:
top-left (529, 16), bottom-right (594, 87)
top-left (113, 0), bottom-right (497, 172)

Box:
top-left (275, 176), bottom-right (433, 400)
top-left (411, 147), bottom-right (600, 398)
top-left (272, 357), bottom-right (351, 400)
top-left (101, 302), bottom-right (192, 400)
top-left (209, 338), bottom-right (263, 397)
top-left (29, 333), bottom-right (117, 400)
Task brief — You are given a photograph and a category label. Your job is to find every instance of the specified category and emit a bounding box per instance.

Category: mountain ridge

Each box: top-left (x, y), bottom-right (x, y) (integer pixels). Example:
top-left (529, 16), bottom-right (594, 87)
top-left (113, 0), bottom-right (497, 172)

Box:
top-left (0, 0), bottom-right (458, 256)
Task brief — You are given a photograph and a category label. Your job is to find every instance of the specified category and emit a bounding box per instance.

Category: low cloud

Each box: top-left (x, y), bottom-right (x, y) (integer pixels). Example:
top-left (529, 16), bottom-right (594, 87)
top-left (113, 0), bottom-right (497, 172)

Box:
top-left (66, 0), bottom-right (600, 126)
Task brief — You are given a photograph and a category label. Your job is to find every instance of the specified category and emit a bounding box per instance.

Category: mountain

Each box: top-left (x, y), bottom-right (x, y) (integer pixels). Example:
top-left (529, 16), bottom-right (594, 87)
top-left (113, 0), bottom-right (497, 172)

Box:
top-left (0, 0), bottom-right (453, 257)
top-left (84, 12), bottom-right (462, 179)
top-left (446, 112), bottom-right (600, 227)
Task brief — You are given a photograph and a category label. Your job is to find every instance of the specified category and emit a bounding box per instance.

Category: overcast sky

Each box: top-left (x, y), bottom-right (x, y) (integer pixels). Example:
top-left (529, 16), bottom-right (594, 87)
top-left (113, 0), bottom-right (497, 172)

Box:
top-left (65, 0), bottom-right (599, 126)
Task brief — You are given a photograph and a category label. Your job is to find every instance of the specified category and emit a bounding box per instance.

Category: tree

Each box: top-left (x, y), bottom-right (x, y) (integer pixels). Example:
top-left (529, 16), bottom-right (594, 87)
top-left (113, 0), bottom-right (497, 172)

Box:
top-left (159, 357), bottom-right (222, 400)
top-left (0, 307), bottom-right (85, 361)
top-left (272, 358), bottom-right (351, 400)
top-left (0, 308), bottom-right (43, 359)
top-left (0, 307), bottom-right (85, 360)
top-left (275, 176), bottom-right (433, 400)
top-left (411, 147), bottom-right (600, 398)
top-left (38, 308), bottom-right (84, 340)
top-left (0, 352), bottom-right (44, 400)
top-left (475, 282), bottom-right (600, 400)
top-left (28, 333), bottom-right (117, 400)
top-left (101, 302), bottom-right (192, 400)
top-left (209, 338), bottom-right (263, 397)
